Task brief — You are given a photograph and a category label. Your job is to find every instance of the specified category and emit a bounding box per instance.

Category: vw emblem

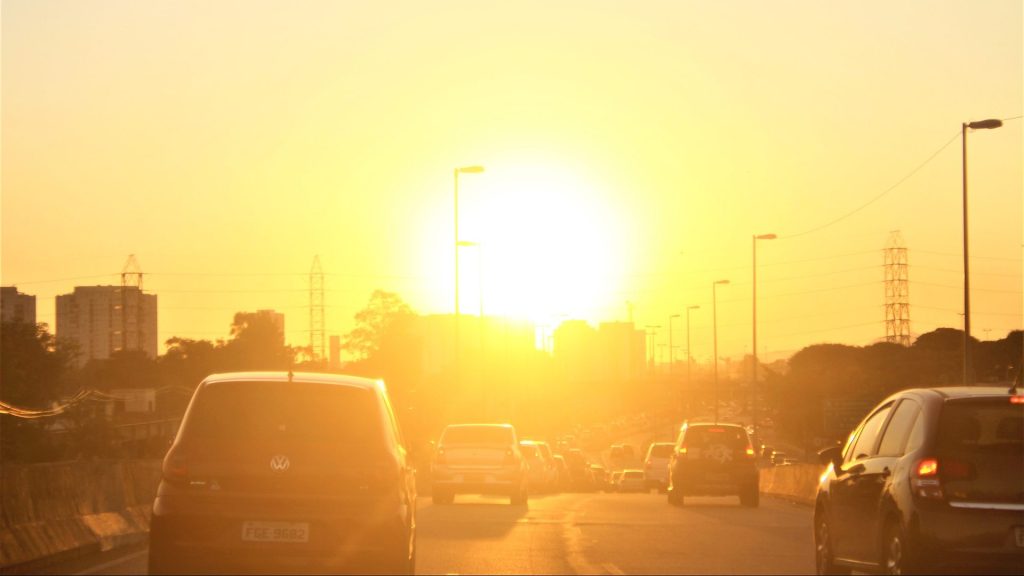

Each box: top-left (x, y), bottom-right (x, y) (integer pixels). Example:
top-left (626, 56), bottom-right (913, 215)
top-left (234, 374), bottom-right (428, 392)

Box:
top-left (270, 454), bottom-right (291, 472)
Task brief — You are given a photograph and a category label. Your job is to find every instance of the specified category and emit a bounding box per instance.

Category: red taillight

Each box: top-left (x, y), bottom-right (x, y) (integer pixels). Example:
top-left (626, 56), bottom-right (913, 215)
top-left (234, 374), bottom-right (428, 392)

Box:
top-left (744, 447), bottom-right (755, 457)
top-left (1010, 396), bottom-right (1024, 405)
top-left (916, 458), bottom-right (938, 477)
top-left (162, 447), bottom-right (189, 484)
top-left (912, 458), bottom-right (943, 500)
top-left (679, 446), bottom-right (688, 456)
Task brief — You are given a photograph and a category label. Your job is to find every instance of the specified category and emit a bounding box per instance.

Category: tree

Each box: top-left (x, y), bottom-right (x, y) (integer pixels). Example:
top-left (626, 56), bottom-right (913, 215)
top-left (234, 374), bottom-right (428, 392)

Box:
top-left (221, 311), bottom-right (295, 370)
top-left (342, 290), bottom-right (416, 361)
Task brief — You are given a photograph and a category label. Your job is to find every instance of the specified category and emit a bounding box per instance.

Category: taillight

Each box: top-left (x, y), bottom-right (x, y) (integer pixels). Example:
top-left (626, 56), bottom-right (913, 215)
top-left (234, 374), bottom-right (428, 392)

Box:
top-left (434, 447), bottom-right (447, 466)
top-left (913, 457), bottom-right (942, 498)
top-left (504, 448), bottom-right (517, 466)
top-left (645, 461), bottom-right (652, 469)
top-left (162, 446), bottom-right (189, 484)
top-left (1010, 396), bottom-right (1024, 405)
top-left (744, 447), bottom-right (755, 457)
top-left (678, 446), bottom-right (688, 456)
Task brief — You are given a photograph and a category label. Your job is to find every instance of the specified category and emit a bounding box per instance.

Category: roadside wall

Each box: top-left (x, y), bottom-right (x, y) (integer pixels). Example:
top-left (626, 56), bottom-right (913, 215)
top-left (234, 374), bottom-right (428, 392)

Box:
top-left (759, 462), bottom-right (822, 505)
top-left (0, 459), bottom-right (161, 572)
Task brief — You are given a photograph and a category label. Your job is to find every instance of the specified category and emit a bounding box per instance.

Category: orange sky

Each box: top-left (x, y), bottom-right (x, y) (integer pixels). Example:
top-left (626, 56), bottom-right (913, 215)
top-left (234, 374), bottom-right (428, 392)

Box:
top-left (2, 0), bottom-right (1021, 362)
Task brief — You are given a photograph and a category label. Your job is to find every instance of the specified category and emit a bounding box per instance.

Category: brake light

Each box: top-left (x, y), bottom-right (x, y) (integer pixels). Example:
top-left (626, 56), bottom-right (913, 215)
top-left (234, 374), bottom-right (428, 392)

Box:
top-left (162, 447), bottom-right (189, 484)
top-left (434, 447), bottom-right (446, 466)
top-left (1011, 396), bottom-right (1024, 404)
top-left (679, 445), bottom-right (688, 456)
top-left (745, 447), bottom-right (755, 457)
top-left (912, 458), bottom-right (942, 499)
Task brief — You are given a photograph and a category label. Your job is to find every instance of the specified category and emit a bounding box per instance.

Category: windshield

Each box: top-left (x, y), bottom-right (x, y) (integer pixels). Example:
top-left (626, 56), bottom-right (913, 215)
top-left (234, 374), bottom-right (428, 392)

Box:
top-left (937, 399), bottom-right (1024, 503)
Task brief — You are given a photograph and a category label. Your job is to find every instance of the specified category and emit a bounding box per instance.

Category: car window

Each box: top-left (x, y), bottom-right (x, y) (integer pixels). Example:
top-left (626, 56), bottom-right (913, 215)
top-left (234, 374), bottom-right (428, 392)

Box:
top-left (182, 381), bottom-right (384, 447)
top-left (441, 425), bottom-right (514, 445)
top-left (682, 426), bottom-right (750, 456)
top-left (520, 444), bottom-right (540, 458)
top-left (845, 403), bottom-right (893, 462)
top-left (647, 444), bottom-right (673, 459)
top-left (877, 399), bottom-right (921, 457)
top-left (937, 399), bottom-right (1024, 502)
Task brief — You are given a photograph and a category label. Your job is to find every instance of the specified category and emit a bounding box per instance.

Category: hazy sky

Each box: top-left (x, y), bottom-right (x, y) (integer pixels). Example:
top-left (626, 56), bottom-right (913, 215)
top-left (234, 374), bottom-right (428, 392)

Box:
top-left (2, 0), bottom-right (1021, 362)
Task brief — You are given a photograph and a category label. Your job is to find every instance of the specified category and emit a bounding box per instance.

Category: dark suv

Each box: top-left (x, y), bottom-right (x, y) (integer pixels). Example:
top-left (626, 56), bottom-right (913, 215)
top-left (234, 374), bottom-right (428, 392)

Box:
top-left (149, 372), bottom-right (417, 575)
top-left (814, 386), bottom-right (1024, 575)
top-left (666, 422), bottom-right (760, 507)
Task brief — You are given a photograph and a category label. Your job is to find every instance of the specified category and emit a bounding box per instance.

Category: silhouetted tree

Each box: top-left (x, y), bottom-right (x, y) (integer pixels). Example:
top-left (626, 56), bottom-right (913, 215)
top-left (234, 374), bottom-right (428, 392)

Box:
top-left (221, 311), bottom-right (295, 370)
top-left (342, 290), bottom-right (415, 361)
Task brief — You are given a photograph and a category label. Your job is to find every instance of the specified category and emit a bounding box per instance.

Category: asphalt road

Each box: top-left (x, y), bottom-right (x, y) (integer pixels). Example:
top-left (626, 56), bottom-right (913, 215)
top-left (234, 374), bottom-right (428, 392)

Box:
top-left (46, 492), bottom-right (815, 575)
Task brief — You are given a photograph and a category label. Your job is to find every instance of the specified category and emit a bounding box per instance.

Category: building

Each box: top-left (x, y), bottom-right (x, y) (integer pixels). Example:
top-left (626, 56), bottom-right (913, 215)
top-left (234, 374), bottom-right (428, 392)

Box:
top-left (1, 286), bottom-right (36, 324)
top-left (56, 285), bottom-right (158, 367)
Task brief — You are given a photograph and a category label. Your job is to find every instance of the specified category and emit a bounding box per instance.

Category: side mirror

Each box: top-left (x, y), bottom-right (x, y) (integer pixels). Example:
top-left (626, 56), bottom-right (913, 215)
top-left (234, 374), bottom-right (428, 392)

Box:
top-left (818, 445), bottom-right (843, 471)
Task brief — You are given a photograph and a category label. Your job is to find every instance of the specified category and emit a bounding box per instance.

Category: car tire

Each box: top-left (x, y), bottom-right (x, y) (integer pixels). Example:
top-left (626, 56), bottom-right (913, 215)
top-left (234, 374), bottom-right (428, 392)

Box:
top-left (432, 489), bottom-right (454, 505)
top-left (883, 519), bottom-right (923, 575)
top-left (814, 513), bottom-right (850, 575)
top-left (740, 486), bottom-right (759, 508)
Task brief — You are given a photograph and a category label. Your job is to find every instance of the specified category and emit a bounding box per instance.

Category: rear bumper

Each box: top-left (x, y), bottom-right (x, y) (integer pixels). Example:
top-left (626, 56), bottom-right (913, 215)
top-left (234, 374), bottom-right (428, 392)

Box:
top-left (149, 495), bottom-right (411, 574)
top-left (670, 464), bottom-right (758, 496)
top-left (912, 503), bottom-right (1024, 572)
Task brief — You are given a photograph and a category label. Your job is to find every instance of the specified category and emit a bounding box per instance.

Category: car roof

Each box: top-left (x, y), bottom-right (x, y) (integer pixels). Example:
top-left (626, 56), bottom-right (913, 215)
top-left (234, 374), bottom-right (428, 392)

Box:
top-left (444, 423), bottom-right (514, 429)
top-left (682, 422), bottom-right (746, 429)
top-left (200, 371), bottom-right (384, 391)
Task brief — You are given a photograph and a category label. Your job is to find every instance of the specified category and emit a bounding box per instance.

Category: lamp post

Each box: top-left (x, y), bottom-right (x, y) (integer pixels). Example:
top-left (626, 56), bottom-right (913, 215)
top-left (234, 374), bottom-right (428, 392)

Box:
top-left (752, 233), bottom-right (776, 437)
top-left (669, 314), bottom-right (681, 372)
top-left (645, 325), bottom-right (661, 375)
top-left (454, 165), bottom-right (484, 395)
top-left (961, 119), bottom-right (1001, 385)
top-left (712, 279), bottom-right (730, 423)
top-left (686, 305), bottom-right (700, 419)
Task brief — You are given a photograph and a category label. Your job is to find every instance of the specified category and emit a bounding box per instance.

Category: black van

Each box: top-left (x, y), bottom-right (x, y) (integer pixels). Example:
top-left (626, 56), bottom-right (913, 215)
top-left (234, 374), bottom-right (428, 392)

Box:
top-left (148, 372), bottom-right (417, 575)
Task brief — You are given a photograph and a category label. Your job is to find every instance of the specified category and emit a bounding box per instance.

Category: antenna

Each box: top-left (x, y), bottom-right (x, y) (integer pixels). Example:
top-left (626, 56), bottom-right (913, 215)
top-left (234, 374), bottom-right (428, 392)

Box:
top-left (884, 231), bottom-right (911, 346)
top-left (310, 256), bottom-right (325, 362)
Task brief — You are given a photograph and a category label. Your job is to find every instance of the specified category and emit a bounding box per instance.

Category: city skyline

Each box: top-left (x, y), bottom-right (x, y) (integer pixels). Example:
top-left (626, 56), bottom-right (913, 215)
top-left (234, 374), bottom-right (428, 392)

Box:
top-left (2, 0), bottom-right (1021, 362)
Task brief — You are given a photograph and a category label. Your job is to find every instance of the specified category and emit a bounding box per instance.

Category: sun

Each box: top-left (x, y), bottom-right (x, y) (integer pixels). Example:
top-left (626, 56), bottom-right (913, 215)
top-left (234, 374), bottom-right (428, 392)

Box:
top-left (457, 160), bottom-right (625, 325)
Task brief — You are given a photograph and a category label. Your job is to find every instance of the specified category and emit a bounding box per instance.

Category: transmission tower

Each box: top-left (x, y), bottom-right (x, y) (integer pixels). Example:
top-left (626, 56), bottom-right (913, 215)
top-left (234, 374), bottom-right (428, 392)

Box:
top-left (121, 254), bottom-right (144, 353)
top-left (309, 255), bottom-right (325, 362)
top-left (884, 231), bottom-right (911, 346)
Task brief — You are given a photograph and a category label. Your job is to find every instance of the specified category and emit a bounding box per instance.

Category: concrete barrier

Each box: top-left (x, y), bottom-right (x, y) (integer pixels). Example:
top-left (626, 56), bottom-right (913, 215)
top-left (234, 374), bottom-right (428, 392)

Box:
top-left (759, 462), bottom-right (823, 506)
top-left (1, 459), bottom-right (161, 573)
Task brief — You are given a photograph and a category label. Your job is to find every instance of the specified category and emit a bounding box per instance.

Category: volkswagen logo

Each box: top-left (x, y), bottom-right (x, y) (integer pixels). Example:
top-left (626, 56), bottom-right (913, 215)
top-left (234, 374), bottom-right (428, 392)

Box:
top-left (270, 454), bottom-right (291, 472)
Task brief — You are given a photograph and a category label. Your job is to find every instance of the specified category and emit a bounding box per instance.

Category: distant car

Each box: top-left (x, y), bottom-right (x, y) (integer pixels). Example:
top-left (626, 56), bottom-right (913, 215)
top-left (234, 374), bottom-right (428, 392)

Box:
top-left (609, 470), bottom-right (624, 491)
top-left (552, 454), bottom-right (570, 489)
top-left (590, 464), bottom-right (611, 491)
top-left (534, 441), bottom-right (560, 491)
top-left (618, 469), bottom-right (647, 493)
top-left (770, 451), bottom-right (788, 466)
top-left (148, 372), bottom-right (417, 575)
top-left (667, 422), bottom-right (759, 507)
top-left (431, 424), bottom-right (528, 505)
top-left (643, 442), bottom-right (674, 493)
top-left (565, 448), bottom-right (592, 490)
top-left (814, 385), bottom-right (1024, 575)
top-left (519, 440), bottom-right (552, 493)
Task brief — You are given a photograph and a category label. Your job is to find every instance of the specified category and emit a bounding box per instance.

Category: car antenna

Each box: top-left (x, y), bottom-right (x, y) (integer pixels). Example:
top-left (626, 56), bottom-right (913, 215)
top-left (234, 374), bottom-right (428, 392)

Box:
top-left (1009, 366), bottom-right (1021, 395)
top-left (288, 370), bottom-right (294, 383)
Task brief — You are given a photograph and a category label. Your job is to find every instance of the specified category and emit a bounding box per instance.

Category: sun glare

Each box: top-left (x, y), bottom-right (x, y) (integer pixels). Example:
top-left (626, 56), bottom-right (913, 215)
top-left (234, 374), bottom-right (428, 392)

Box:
top-left (460, 161), bottom-right (624, 325)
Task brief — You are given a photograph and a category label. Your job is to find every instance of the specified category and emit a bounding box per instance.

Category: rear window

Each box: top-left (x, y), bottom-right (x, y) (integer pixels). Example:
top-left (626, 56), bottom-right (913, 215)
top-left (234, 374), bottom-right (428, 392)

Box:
top-left (624, 471), bottom-right (643, 479)
top-left (647, 444), bottom-right (673, 459)
top-left (520, 444), bottom-right (540, 458)
top-left (182, 381), bottom-right (384, 446)
top-left (684, 426), bottom-right (750, 450)
top-left (937, 398), bottom-right (1024, 503)
top-left (442, 425), bottom-right (514, 445)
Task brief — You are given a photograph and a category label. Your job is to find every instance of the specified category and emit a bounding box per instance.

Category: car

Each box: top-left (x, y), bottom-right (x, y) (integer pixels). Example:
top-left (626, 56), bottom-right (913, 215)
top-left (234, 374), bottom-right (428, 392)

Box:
top-left (643, 442), bottom-right (674, 493)
top-left (618, 469), bottom-right (648, 493)
top-left (552, 454), bottom-right (570, 490)
top-left (609, 470), bottom-right (625, 491)
top-left (430, 423), bottom-right (528, 505)
top-left (590, 464), bottom-right (611, 491)
top-left (148, 371), bottom-right (417, 575)
top-left (535, 441), bottom-right (560, 491)
top-left (519, 440), bottom-right (553, 493)
top-left (770, 451), bottom-right (788, 466)
top-left (814, 385), bottom-right (1024, 575)
top-left (666, 422), bottom-right (760, 507)
top-left (564, 448), bottom-right (593, 490)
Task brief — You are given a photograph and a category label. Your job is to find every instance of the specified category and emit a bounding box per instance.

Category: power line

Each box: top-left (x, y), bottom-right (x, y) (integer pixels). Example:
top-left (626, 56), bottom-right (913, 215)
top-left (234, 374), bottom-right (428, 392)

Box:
top-left (780, 130), bottom-right (962, 239)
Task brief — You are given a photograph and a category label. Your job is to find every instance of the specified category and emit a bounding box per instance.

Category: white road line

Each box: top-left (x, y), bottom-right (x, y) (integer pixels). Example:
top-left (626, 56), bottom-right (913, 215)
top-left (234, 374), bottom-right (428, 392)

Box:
top-left (75, 549), bottom-right (147, 575)
top-left (602, 562), bottom-right (626, 575)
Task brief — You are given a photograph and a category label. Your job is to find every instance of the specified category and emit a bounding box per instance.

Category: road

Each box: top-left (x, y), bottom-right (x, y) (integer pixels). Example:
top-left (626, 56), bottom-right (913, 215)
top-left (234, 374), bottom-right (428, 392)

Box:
top-left (41, 492), bottom-right (813, 575)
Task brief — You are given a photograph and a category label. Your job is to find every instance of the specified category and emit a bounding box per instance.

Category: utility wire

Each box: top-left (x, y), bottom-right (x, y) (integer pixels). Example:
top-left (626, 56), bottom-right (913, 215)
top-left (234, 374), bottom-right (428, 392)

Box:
top-left (780, 130), bottom-right (962, 239)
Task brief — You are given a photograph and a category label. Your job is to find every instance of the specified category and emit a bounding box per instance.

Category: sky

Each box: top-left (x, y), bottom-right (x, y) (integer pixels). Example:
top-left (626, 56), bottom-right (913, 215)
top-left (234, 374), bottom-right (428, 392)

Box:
top-left (2, 0), bottom-right (1021, 363)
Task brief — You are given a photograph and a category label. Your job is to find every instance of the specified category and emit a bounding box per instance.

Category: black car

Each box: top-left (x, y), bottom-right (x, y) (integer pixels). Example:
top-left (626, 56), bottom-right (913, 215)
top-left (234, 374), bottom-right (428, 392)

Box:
top-left (814, 385), bottom-right (1024, 575)
top-left (666, 422), bottom-right (760, 507)
top-left (148, 372), bottom-right (417, 575)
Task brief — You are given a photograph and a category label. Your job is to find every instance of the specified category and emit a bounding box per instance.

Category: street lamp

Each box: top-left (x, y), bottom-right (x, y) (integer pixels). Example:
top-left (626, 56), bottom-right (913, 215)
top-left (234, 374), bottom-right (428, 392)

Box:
top-left (752, 233), bottom-right (776, 437)
top-left (645, 325), bottom-right (661, 374)
top-left (668, 314), bottom-right (681, 371)
top-left (712, 279), bottom-right (730, 423)
top-left (686, 305), bottom-right (700, 419)
top-left (454, 165), bottom-right (484, 394)
top-left (961, 119), bottom-right (1001, 385)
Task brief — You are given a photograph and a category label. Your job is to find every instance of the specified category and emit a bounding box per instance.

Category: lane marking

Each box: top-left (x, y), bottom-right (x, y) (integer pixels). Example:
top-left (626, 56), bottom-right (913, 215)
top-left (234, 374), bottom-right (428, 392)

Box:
top-left (602, 562), bottom-right (626, 575)
top-left (76, 549), bottom-right (147, 575)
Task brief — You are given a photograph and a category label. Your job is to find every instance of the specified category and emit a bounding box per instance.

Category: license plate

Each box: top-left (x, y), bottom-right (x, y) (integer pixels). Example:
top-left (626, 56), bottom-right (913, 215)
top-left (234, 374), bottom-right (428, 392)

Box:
top-left (1015, 527), bottom-right (1024, 548)
top-left (241, 521), bottom-right (310, 543)
top-left (705, 473), bottom-right (731, 483)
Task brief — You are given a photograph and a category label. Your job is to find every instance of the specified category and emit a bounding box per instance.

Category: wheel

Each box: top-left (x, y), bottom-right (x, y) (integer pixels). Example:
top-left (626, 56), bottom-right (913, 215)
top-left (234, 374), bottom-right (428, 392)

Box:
top-left (740, 486), bottom-right (760, 507)
top-left (667, 487), bottom-right (684, 506)
top-left (432, 489), bottom-right (453, 505)
top-left (510, 486), bottom-right (528, 506)
top-left (883, 519), bottom-right (922, 575)
top-left (814, 512), bottom-right (850, 575)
